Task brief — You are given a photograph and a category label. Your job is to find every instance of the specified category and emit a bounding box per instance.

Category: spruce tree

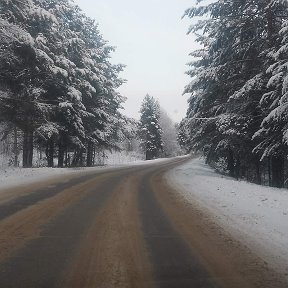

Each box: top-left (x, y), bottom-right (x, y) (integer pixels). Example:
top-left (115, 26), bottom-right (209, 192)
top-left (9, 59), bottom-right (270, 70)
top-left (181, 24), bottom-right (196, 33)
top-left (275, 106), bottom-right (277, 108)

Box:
top-left (0, 0), bottom-right (126, 168)
top-left (254, 17), bottom-right (288, 187)
top-left (182, 0), bottom-right (288, 184)
top-left (139, 94), bottom-right (163, 160)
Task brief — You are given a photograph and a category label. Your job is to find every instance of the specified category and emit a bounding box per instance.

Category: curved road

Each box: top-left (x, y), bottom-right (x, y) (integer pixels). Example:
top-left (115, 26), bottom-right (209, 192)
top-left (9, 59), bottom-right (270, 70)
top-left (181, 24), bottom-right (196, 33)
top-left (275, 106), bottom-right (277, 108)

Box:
top-left (0, 157), bottom-right (286, 288)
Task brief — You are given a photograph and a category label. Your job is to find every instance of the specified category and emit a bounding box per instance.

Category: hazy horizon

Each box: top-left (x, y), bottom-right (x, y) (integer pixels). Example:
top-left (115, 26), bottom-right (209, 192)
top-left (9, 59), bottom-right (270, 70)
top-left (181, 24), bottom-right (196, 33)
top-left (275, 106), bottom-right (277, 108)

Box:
top-left (73, 0), bottom-right (199, 123)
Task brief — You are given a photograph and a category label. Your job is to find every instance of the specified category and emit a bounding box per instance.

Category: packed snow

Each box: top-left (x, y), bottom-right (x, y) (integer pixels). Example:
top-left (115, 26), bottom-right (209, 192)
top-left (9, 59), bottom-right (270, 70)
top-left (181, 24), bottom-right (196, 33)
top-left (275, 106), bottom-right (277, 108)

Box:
top-left (167, 157), bottom-right (288, 280)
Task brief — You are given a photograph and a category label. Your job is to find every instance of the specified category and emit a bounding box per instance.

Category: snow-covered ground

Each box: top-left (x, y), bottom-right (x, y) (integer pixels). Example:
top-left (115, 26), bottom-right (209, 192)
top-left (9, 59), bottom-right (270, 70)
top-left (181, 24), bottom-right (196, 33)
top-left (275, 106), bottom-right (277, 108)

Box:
top-left (167, 157), bottom-right (288, 280)
top-left (0, 166), bottom-right (87, 190)
top-left (0, 150), bottom-right (144, 190)
top-left (104, 151), bottom-right (145, 165)
top-left (0, 156), bottom-right (172, 191)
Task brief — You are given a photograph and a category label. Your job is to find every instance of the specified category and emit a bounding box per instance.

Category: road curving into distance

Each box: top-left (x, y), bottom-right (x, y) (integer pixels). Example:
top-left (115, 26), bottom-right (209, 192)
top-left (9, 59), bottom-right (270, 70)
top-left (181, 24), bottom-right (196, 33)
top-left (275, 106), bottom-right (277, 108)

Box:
top-left (0, 156), bottom-right (287, 288)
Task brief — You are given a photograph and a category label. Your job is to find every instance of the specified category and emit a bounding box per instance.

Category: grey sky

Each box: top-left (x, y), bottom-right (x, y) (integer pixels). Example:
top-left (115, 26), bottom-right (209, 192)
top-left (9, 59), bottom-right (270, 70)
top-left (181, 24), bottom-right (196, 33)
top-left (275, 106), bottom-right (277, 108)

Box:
top-left (73, 0), bottom-right (198, 122)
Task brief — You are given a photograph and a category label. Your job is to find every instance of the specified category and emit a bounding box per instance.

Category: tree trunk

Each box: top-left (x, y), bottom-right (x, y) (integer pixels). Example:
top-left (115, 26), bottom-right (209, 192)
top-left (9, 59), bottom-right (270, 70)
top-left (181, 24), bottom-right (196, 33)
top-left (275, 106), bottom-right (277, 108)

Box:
top-left (146, 150), bottom-right (152, 160)
top-left (267, 9), bottom-right (276, 47)
top-left (65, 151), bottom-right (70, 167)
top-left (22, 132), bottom-right (28, 168)
top-left (79, 149), bottom-right (84, 166)
top-left (255, 160), bottom-right (261, 185)
top-left (240, 165), bottom-right (246, 180)
top-left (268, 157), bottom-right (272, 186)
top-left (271, 155), bottom-right (284, 188)
top-left (13, 126), bottom-right (18, 167)
top-left (58, 139), bottom-right (65, 168)
top-left (46, 139), bottom-right (54, 168)
top-left (235, 155), bottom-right (240, 180)
top-left (72, 149), bottom-right (81, 167)
top-left (23, 130), bottom-right (33, 168)
top-left (64, 150), bottom-right (67, 167)
top-left (92, 146), bottom-right (96, 166)
top-left (86, 142), bottom-right (94, 167)
top-left (227, 149), bottom-right (235, 177)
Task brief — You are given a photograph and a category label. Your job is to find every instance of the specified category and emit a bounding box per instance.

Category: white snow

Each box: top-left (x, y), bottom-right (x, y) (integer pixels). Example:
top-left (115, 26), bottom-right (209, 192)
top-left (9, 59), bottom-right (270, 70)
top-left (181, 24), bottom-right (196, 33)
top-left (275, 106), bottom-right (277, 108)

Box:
top-left (68, 87), bottom-right (82, 101)
top-left (167, 157), bottom-right (288, 280)
top-left (104, 151), bottom-right (145, 165)
top-left (0, 166), bottom-right (79, 190)
top-left (36, 49), bottom-right (54, 65)
top-left (0, 154), bottom-right (171, 191)
top-left (50, 65), bottom-right (68, 78)
top-left (31, 7), bottom-right (59, 25)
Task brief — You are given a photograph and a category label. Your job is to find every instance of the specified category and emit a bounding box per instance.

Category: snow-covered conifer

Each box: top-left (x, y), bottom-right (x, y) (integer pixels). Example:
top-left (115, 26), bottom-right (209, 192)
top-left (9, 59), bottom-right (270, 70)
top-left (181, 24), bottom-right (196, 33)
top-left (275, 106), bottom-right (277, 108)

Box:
top-left (139, 94), bottom-right (163, 160)
top-left (0, 0), bottom-right (126, 168)
top-left (182, 0), bottom-right (288, 184)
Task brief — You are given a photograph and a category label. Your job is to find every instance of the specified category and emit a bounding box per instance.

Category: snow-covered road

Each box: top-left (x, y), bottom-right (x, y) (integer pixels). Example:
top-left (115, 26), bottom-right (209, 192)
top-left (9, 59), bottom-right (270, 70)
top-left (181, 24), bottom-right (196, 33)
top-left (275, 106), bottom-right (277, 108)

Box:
top-left (167, 157), bottom-right (288, 280)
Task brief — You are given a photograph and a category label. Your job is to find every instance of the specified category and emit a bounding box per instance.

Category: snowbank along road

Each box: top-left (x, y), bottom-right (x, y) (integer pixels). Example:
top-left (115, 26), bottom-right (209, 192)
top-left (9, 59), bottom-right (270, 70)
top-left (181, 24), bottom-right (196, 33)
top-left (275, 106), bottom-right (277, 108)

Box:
top-left (0, 156), bottom-right (287, 288)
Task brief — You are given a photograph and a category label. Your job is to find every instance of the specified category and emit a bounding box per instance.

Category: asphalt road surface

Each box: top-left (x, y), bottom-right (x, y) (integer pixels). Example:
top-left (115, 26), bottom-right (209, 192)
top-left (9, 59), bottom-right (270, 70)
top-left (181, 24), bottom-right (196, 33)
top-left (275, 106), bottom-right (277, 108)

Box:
top-left (0, 157), bottom-right (287, 288)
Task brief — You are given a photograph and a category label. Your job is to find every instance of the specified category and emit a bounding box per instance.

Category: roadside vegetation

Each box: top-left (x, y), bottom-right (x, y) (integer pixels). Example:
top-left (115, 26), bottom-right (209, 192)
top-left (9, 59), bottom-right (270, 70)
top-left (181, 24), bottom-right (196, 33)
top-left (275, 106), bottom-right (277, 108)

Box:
top-left (179, 0), bottom-right (288, 188)
top-left (0, 0), bottom-right (181, 169)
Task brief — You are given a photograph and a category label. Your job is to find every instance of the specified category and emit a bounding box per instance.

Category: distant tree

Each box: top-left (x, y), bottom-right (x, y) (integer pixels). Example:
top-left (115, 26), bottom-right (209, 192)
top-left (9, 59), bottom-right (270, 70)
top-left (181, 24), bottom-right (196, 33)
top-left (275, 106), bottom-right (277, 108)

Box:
top-left (118, 117), bottom-right (139, 151)
top-left (139, 94), bottom-right (163, 160)
top-left (159, 109), bottom-right (181, 157)
top-left (177, 118), bottom-right (192, 154)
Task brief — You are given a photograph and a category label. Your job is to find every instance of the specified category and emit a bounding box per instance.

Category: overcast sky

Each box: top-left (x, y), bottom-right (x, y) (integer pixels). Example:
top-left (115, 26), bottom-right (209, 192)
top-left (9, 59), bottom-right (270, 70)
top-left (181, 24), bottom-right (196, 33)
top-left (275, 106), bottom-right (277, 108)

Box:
top-left (73, 0), bottom-right (198, 123)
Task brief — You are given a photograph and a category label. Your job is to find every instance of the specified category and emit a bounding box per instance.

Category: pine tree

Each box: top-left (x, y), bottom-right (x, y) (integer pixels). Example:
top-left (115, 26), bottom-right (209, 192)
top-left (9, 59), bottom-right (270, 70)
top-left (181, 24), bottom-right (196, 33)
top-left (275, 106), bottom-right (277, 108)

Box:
top-left (0, 0), bottom-right (126, 168)
top-left (0, 14), bottom-right (40, 167)
top-left (177, 118), bottom-right (192, 154)
top-left (0, 0), bottom-right (67, 167)
top-left (182, 0), bottom-right (288, 184)
top-left (139, 94), bottom-right (163, 160)
top-left (254, 16), bottom-right (288, 187)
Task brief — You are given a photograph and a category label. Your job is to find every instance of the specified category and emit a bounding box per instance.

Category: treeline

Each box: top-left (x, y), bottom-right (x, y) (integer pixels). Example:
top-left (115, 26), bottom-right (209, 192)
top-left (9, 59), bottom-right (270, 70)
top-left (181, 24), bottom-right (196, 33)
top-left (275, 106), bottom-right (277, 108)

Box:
top-left (179, 0), bottom-right (288, 188)
top-left (0, 0), bottom-right (129, 168)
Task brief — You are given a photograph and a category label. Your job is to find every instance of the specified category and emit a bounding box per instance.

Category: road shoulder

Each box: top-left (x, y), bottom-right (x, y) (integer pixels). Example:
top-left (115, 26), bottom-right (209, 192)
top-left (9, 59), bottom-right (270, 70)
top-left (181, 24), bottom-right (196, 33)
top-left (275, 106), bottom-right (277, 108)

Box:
top-left (152, 169), bottom-right (288, 288)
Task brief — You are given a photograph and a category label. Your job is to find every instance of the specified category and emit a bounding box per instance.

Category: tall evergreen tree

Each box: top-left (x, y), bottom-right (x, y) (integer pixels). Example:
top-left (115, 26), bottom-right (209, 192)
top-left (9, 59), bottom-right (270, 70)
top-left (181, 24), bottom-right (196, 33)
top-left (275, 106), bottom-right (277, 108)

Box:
top-left (254, 17), bottom-right (288, 187)
top-left (182, 0), bottom-right (288, 185)
top-left (0, 0), bottom-right (126, 168)
top-left (139, 94), bottom-right (163, 160)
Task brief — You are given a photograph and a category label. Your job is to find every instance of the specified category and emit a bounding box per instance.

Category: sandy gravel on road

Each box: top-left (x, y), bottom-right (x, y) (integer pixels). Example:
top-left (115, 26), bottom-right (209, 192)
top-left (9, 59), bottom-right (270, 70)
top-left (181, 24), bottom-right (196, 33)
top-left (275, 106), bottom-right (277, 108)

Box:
top-left (61, 173), bottom-right (155, 288)
top-left (0, 174), bottom-right (109, 262)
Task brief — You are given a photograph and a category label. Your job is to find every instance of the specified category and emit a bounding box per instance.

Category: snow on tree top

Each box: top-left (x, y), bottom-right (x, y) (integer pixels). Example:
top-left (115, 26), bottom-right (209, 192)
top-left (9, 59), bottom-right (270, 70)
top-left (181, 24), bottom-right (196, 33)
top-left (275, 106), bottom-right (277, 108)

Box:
top-left (68, 87), bottom-right (82, 102)
top-left (31, 7), bottom-right (59, 25)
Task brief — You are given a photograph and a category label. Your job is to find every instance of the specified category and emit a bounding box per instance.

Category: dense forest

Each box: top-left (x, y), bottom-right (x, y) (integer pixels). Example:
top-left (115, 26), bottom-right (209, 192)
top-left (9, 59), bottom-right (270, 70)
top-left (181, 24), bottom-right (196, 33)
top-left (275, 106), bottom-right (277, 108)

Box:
top-left (0, 0), bottom-right (182, 169)
top-left (179, 0), bottom-right (288, 188)
top-left (0, 0), bottom-right (133, 168)
top-left (4, 0), bottom-right (286, 190)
